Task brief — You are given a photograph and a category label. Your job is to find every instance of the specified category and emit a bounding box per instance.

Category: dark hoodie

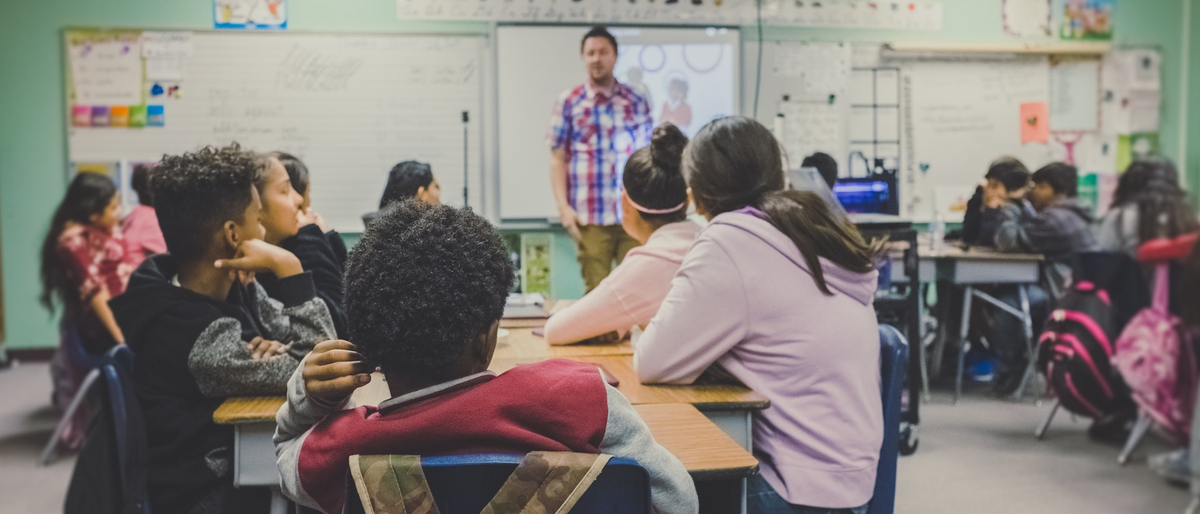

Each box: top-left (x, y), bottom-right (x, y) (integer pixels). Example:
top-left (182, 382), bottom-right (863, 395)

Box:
top-left (256, 224), bottom-right (349, 337)
top-left (995, 197), bottom-right (1097, 298)
top-left (109, 254), bottom-right (335, 514)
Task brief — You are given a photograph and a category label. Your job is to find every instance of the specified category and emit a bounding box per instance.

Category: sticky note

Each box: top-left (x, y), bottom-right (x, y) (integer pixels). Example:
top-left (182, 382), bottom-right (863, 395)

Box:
top-left (91, 106), bottom-right (110, 127)
top-left (1020, 102), bottom-right (1049, 144)
top-left (147, 105), bottom-right (165, 127)
top-left (129, 105), bottom-right (147, 128)
top-left (72, 105), bottom-right (92, 127)
top-left (109, 106), bottom-right (130, 127)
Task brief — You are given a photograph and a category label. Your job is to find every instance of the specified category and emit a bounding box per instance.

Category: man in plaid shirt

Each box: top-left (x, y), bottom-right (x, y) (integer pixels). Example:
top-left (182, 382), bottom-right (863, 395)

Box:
top-left (547, 26), bottom-right (653, 292)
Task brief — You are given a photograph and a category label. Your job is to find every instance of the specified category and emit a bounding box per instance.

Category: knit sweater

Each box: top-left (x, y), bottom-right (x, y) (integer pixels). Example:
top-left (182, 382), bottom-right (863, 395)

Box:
top-left (258, 224), bottom-right (349, 337)
top-left (109, 254), bottom-right (335, 514)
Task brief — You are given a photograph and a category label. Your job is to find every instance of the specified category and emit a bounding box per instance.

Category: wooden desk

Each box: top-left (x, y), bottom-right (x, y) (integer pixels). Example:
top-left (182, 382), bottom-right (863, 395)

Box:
top-left (493, 328), bottom-right (633, 360)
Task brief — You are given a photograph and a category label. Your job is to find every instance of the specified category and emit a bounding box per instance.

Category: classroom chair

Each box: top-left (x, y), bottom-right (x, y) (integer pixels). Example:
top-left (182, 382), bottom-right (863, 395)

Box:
top-left (63, 345), bottom-right (151, 514)
top-left (869, 324), bottom-right (910, 514)
top-left (40, 320), bottom-right (105, 466)
top-left (344, 454), bottom-right (651, 514)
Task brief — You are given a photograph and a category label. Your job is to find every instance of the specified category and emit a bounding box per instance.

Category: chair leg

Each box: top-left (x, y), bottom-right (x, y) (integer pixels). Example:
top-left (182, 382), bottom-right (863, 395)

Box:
top-left (918, 291), bottom-right (933, 402)
top-left (954, 286), bottom-right (974, 405)
top-left (1035, 399), bottom-right (1060, 440)
top-left (1013, 285), bottom-right (1038, 401)
top-left (39, 368), bottom-right (101, 466)
top-left (1118, 411), bottom-right (1154, 466)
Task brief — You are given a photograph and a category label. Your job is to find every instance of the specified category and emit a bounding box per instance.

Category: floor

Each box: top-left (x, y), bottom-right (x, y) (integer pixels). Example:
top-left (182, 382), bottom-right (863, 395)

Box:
top-left (0, 362), bottom-right (1189, 513)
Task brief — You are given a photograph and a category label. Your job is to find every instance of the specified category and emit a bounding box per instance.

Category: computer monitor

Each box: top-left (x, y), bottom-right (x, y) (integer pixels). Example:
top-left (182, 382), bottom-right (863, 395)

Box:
top-left (834, 174), bottom-right (899, 215)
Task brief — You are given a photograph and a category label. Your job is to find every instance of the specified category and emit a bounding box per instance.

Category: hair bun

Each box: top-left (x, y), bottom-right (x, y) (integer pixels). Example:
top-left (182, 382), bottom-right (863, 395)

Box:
top-left (649, 123), bottom-right (688, 175)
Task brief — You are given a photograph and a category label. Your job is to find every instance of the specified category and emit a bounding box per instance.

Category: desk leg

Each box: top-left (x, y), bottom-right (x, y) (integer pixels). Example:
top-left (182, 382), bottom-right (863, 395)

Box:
top-left (269, 487), bottom-right (288, 514)
top-left (1013, 285), bottom-right (1038, 401)
top-left (703, 410), bottom-right (753, 451)
top-left (954, 286), bottom-right (974, 404)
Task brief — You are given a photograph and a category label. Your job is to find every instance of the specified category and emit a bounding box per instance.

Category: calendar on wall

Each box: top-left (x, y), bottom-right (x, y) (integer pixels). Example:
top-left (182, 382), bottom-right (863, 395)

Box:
top-left (396, 0), bottom-right (944, 31)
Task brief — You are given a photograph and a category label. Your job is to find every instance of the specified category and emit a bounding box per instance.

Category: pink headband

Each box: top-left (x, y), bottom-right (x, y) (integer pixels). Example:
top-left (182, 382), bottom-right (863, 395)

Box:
top-left (625, 190), bottom-right (687, 215)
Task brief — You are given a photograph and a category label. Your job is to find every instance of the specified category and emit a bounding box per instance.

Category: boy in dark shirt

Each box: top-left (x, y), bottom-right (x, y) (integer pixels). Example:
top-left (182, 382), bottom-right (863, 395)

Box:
top-left (110, 144), bottom-right (335, 513)
top-left (960, 157), bottom-right (1032, 246)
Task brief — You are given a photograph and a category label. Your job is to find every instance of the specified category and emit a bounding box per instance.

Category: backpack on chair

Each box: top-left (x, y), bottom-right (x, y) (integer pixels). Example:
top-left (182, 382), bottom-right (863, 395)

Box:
top-left (1037, 280), bottom-right (1136, 419)
top-left (1113, 262), bottom-right (1200, 445)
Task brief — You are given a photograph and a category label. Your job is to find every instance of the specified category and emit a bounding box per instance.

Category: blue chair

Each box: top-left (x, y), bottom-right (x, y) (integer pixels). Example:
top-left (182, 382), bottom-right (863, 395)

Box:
top-left (868, 324), bottom-right (909, 514)
top-left (64, 345), bottom-right (151, 514)
top-left (345, 454), bottom-right (651, 514)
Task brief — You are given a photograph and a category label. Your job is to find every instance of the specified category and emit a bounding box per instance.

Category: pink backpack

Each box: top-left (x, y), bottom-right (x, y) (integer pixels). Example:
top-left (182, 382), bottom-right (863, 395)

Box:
top-left (1112, 263), bottom-right (1199, 444)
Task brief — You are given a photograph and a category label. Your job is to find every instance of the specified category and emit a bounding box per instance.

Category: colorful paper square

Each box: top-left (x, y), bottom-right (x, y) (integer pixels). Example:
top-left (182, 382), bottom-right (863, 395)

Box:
top-left (1019, 102), bottom-right (1049, 144)
top-left (72, 105), bottom-right (92, 127)
top-left (91, 106), bottom-right (110, 127)
top-left (109, 106), bottom-right (130, 127)
top-left (147, 105), bottom-right (165, 127)
top-left (129, 105), bottom-right (147, 128)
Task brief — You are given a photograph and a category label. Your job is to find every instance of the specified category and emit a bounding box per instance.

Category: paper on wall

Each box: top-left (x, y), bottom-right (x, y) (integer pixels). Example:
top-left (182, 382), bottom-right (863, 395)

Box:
top-left (1120, 49), bottom-right (1161, 92)
top-left (778, 101), bottom-right (845, 172)
top-left (70, 39), bottom-right (144, 106)
top-left (1049, 59), bottom-right (1099, 131)
top-left (772, 42), bottom-right (851, 100)
top-left (140, 32), bottom-right (193, 58)
top-left (1128, 90), bottom-right (1162, 134)
top-left (1050, 132), bottom-right (1117, 175)
top-left (146, 57), bottom-right (187, 81)
top-left (1002, 0), bottom-right (1052, 37)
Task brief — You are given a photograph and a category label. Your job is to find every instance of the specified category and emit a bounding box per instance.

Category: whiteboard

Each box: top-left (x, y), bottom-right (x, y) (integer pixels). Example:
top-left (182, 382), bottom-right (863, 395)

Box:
top-left (900, 57), bottom-right (1053, 221)
top-left (496, 26), bottom-right (739, 221)
top-left (68, 32), bottom-right (485, 232)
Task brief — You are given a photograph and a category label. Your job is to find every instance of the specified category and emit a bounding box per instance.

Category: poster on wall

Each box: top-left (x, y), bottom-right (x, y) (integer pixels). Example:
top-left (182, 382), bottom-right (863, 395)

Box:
top-left (214, 0), bottom-right (288, 30)
top-left (1061, 0), bottom-right (1114, 40)
top-left (1002, 0), bottom-right (1052, 37)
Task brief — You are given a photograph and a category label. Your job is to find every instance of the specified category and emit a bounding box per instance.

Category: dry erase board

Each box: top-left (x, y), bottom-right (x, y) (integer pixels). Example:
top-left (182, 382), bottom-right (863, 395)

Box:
top-left (65, 30), bottom-right (485, 232)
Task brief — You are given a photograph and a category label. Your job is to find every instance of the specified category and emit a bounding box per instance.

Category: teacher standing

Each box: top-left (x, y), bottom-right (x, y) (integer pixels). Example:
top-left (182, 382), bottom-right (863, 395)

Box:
top-left (547, 26), bottom-right (654, 292)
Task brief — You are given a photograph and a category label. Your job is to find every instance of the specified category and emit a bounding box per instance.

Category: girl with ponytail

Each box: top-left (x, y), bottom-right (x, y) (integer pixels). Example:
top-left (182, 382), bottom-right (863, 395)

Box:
top-left (544, 123), bottom-right (700, 345)
top-left (635, 116), bottom-right (883, 514)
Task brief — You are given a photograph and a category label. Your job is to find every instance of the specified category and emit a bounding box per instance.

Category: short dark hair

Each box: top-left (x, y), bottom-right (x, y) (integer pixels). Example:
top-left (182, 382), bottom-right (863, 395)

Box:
top-left (131, 164), bottom-right (155, 206)
top-left (985, 157), bottom-right (1031, 192)
top-left (379, 161), bottom-right (434, 209)
top-left (271, 151), bottom-right (310, 196)
top-left (345, 201), bottom-right (513, 376)
top-left (1032, 162), bottom-right (1078, 197)
top-left (153, 144), bottom-right (264, 261)
top-left (581, 26), bottom-right (618, 55)
top-left (801, 152), bottom-right (839, 190)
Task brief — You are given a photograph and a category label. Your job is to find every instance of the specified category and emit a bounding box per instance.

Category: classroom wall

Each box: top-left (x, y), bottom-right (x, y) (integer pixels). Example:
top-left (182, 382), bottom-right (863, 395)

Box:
top-left (1190, 0), bottom-right (1200, 204)
top-left (0, 0), bottom-right (1193, 350)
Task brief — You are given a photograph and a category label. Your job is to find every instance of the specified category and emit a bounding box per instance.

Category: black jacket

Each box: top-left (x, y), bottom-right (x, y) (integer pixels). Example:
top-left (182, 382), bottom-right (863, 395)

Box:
top-left (108, 255), bottom-right (334, 514)
top-left (257, 224), bottom-right (348, 337)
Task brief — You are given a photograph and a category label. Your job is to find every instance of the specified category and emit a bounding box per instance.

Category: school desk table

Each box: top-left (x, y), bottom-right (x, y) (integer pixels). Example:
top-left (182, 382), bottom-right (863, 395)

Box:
top-left (492, 327), bottom-right (633, 359)
top-left (889, 244), bottom-right (1045, 402)
top-left (214, 395), bottom-right (758, 513)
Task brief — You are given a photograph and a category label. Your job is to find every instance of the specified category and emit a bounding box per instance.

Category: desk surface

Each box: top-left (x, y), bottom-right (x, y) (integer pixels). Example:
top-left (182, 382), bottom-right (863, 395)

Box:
top-left (927, 245), bottom-right (1044, 262)
top-left (489, 355), bottom-right (770, 411)
top-left (214, 399), bottom-right (757, 479)
top-left (495, 328), bottom-right (633, 359)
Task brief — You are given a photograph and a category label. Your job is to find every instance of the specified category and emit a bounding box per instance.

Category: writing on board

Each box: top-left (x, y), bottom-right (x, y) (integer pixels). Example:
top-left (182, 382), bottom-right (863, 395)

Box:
top-left (277, 46), bottom-right (365, 92)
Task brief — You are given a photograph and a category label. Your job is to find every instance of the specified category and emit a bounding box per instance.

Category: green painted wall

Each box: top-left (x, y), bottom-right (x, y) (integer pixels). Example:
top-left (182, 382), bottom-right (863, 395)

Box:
top-left (0, 0), bottom-right (1190, 349)
top-left (1190, 0), bottom-right (1200, 204)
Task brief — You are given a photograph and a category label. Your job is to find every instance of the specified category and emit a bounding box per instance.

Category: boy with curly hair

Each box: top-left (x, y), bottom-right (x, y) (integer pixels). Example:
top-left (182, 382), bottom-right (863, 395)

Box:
top-left (109, 144), bottom-right (335, 513)
top-left (274, 200), bottom-right (697, 514)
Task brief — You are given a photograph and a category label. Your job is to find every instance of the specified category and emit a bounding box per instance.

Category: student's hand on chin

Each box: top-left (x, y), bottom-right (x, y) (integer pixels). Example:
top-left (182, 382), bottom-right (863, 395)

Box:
top-left (297, 208), bottom-right (331, 233)
top-left (303, 340), bottom-right (373, 404)
top-left (215, 239), bottom-right (303, 278)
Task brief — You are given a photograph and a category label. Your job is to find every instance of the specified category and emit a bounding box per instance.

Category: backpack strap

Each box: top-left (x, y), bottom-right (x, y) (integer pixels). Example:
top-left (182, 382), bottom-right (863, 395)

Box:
top-left (481, 452), bottom-right (613, 514)
top-left (349, 454), bottom-right (440, 514)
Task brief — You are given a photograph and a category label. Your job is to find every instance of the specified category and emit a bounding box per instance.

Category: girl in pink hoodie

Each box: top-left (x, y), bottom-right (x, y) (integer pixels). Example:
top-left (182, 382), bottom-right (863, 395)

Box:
top-left (545, 123), bottom-right (699, 345)
top-left (635, 117), bottom-right (883, 514)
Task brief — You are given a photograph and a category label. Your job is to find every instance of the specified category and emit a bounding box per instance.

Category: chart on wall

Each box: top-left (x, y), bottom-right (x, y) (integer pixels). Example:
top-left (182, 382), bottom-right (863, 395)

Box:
top-left (65, 30), bottom-right (485, 232)
top-left (397, 0), bottom-right (943, 30)
top-left (496, 25), bottom-right (739, 221)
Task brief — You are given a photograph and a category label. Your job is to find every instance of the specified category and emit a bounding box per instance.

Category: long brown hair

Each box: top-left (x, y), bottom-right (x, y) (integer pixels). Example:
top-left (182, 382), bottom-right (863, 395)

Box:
top-left (685, 116), bottom-right (875, 294)
top-left (40, 172), bottom-right (118, 313)
top-left (1112, 158), bottom-right (1198, 244)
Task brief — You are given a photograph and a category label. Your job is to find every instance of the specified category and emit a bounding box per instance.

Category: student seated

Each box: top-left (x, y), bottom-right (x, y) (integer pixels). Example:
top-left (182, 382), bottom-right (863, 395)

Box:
top-left (633, 117), bottom-right (882, 514)
top-left (256, 151), bottom-right (349, 337)
top-left (957, 157), bottom-right (1031, 246)
top-left (121, 163), bottom-right (167, 267)
top-left (361, 160), bottom-right (441, 228)
top-left (109, 144), bottom-right (335, 514)
top-left (1098, 158), bottom-right (1198, 254)
top-left (274, 201), bottom-right (697, 514)
top-left (983, 163), bottom-right (1096, 393)
top-left (800, 151), bottom-right (839, 191)
top-left (544, 124), bottom-right (698, 345)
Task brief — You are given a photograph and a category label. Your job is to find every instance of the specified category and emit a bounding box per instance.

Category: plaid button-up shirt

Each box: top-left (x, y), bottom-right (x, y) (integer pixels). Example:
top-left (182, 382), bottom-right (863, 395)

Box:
top-left (547, 81), bottom-right (653, 226)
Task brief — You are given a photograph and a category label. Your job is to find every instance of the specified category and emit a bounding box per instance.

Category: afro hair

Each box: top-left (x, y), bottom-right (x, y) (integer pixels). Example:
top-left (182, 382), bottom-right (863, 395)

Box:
top-left (344, 200), bottom-right (513, 375)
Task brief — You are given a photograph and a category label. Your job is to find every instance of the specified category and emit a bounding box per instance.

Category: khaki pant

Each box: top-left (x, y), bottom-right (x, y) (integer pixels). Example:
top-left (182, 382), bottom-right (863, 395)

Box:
top-left (576, 224), bottom-right (641, 292)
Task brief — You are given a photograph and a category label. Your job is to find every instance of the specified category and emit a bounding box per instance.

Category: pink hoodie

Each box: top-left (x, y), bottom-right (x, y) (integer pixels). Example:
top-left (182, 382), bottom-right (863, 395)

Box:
top-left (635, 210), bottom-right (882, 509)
top-left (545, 221), bottom-right (699, 345)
